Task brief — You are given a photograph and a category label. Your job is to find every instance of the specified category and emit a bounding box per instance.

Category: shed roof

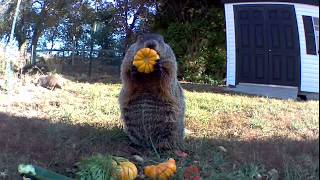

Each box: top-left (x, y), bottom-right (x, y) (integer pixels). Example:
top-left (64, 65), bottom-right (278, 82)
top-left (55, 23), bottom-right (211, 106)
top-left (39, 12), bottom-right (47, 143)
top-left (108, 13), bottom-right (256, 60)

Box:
top-left (221, 0), bottom-right (319, 6)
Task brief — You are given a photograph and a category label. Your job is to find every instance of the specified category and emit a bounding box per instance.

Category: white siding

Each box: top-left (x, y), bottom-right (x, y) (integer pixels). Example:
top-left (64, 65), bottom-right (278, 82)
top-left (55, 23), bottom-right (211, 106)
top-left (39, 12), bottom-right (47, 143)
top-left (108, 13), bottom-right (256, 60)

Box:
top-left (294, 4), bottom-right (319, 93)
top-left (224, 2), bottom-right (319, 93)
top-left (225, 4), bottom-right (236, 86)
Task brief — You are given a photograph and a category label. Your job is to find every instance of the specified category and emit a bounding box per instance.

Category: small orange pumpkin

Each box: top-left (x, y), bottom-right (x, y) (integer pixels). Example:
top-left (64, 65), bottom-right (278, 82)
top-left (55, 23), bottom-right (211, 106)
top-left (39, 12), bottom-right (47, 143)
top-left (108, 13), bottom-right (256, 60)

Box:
top-left (144, 158), bottom-right (176, 180)
top-left (133, 47), bottom-right (160, 73)
top-left (112, 157), bottom-right (138, 180)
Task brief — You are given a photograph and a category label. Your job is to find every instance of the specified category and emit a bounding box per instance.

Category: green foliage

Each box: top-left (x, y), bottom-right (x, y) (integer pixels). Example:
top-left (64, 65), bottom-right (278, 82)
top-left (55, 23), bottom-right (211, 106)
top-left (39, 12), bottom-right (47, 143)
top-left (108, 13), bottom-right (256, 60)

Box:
top-left (207, 164), bottom-right (265, 180)
top-left (153, 2), bottom-right (226, 84)
top-left (284, 155), bottom-right (319, 180)
top-left (206, 150), bottom-right (266, 180)
top-left (1, 0), bottom-right (155, 64)
top-left (76, 154), bottom-right (115, 180)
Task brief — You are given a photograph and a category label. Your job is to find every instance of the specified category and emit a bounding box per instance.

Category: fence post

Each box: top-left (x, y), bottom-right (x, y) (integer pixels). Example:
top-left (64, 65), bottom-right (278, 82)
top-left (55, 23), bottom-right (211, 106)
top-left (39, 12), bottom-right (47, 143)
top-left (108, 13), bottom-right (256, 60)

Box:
top-left (72, 36), bottom-right (75, 67)
top-left (31, 45), bottom-right (35, 64)
top-left (88, 45), bottom-right (93, 77)
top-left (82, 48), bottom-right (85, 62)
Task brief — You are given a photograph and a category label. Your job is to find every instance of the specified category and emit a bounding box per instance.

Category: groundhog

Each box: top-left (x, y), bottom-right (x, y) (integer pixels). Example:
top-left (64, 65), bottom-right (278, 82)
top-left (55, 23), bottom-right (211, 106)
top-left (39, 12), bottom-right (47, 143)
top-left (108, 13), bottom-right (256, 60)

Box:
top-left (36, 75), bottom-right (62, 90)
top-left (119, 33), bottom-right (185, 151)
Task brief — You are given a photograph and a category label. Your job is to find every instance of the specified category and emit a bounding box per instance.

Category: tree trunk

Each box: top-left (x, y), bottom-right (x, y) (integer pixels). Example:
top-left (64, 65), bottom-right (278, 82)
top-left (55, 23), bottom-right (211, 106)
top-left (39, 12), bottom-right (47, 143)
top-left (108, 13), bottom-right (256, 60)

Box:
top-left (72, 36), bottom-right (75, 66)
top-left (123, 4), bottom-right (144, 54)
top-left (50, 33), bottom-right (55, 52)
top-left (88, 41), bottom-right (93, 77)
top-left (31, 26), bottom-right (40, 65)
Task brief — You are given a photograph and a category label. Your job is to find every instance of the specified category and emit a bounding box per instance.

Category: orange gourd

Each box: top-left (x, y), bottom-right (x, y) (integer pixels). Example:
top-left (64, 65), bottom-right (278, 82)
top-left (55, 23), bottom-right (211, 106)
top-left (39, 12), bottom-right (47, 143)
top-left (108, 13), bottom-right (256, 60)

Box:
top-left (112, 157), bottom-right (138, 180)
top-left (133, 48), bottom-right (160, 73)
top-left (144, 158), bottom-right (176, 180)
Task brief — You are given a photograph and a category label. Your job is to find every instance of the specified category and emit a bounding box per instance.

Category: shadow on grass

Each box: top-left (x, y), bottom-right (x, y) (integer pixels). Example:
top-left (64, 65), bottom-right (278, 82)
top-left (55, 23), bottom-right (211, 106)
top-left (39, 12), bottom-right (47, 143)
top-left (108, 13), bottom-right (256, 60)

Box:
top-left (182, 137), bottom-right (319, 179)
top-left (180, 82), bottom-right (277, 101)
top-left (0, 112), bottom-right (318, 179)
top-left (180, 82), bottom-right (304, 101)
top-left (0, 112), bottom-right (137, 179)
top-left (58, 65), bottom-right (121, 85)
top-left (180, 82), bottom-right (229, 93)
top-left (59, 72), bottom-right (121, 85)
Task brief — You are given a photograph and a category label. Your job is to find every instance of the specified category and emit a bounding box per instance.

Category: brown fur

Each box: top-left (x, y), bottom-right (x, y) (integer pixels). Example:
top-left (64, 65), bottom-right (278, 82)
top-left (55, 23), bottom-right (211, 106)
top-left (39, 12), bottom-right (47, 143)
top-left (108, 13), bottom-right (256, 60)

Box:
top-left (37, 75), bottom-right (62, 90)
top-left (119, 33), bottom-right (185, 151)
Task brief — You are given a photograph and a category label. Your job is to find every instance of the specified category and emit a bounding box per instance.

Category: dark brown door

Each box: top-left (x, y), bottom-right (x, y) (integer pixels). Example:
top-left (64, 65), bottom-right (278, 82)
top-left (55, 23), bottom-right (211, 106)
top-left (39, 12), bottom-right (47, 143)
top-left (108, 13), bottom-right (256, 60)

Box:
top-left (234, 4), bottom-right (300, 86)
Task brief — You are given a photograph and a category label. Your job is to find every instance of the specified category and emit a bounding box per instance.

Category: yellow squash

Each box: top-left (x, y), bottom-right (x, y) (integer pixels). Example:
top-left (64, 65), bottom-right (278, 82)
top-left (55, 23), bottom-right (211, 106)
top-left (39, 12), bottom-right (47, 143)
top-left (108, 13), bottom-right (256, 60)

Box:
top-left (133, 47), bottom-right (160, 73)
top-left (112, 157), bottom-right (138, 180)
top-left (144, 158), bottom-right (176, 180)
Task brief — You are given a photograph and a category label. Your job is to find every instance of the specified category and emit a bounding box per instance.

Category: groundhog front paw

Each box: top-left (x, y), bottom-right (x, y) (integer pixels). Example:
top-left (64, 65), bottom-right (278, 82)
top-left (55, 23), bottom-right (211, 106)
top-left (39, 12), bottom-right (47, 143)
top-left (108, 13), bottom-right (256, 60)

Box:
top-left (131, 66), bottom-right (139, 79)
top-left (154, 61), bottom-right (163, 77)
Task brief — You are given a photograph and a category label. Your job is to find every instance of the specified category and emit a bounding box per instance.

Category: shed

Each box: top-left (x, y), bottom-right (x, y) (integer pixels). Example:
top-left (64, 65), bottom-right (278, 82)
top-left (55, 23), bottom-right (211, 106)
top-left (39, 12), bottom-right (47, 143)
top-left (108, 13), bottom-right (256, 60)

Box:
top-left (222, 0), bottom-right (319, 95)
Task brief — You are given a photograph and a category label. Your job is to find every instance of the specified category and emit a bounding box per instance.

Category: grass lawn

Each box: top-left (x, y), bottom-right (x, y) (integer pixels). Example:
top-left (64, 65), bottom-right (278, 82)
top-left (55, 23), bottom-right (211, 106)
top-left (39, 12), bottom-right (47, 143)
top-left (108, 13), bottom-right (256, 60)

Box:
top-left (0, 75), bottom-right (319, 179)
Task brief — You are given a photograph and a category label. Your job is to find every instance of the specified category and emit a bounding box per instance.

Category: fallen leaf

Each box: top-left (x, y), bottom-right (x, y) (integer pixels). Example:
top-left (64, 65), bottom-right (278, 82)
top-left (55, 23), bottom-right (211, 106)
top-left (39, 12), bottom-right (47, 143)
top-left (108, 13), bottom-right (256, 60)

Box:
top-left (268, 169), bottom-right (279, 180)
top-left (183, 165), bottom-right (201, 180)
top-left (175, 150), bottom-right (188, 158)
top-left (133, 155), bottom-right (144, 162)
top-left (217, 146), bottom-right (227, 153)
top-left (191, 176), bottom-right (201, 180)
top-left (184, 128), bottom-right (194, 135)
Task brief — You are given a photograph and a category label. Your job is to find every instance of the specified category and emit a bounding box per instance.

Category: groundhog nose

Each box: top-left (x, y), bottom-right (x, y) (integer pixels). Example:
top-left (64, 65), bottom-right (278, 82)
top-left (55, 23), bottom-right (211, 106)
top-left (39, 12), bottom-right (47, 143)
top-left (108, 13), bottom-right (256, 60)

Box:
top-left (144, 40), bottom-right (157, 50)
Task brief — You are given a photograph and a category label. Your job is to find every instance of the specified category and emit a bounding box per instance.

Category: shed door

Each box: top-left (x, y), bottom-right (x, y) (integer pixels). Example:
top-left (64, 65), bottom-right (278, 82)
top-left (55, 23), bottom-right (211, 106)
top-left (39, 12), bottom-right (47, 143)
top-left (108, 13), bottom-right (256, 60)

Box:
top-left (234, 5), bottom-right (300, 86)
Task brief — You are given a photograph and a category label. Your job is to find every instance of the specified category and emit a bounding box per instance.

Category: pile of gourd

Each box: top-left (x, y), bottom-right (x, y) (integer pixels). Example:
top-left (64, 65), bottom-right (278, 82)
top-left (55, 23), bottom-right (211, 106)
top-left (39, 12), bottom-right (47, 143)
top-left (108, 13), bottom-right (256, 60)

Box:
top-left (77, 155), bottom-right (177, 180)
top-left (18, 154), bottom-right (177, 180)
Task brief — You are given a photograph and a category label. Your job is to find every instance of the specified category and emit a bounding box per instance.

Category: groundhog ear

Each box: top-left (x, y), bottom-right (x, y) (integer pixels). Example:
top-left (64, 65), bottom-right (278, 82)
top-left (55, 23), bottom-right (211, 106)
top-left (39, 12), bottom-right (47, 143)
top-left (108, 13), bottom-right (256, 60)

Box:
top-left (164, 44), bottom-right (174, 57)
top-left (136, 34), bottom-right (144, 42)
top-left (158, 34), bottom-right (164, 42)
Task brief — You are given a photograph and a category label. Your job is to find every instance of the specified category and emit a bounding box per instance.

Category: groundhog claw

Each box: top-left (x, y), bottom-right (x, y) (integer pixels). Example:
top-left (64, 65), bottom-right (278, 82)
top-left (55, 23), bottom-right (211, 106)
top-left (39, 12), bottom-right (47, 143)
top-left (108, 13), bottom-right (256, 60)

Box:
top-left (154, 61), bottom-right (163, 77)
top-left (131, 66), bottom-right (138, 78)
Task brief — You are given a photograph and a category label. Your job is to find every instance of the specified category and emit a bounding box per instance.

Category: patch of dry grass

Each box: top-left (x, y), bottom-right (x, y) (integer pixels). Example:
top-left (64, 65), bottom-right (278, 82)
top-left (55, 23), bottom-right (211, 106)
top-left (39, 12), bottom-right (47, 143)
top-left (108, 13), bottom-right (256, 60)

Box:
top-left (0, 76), bottom-right (318, 179)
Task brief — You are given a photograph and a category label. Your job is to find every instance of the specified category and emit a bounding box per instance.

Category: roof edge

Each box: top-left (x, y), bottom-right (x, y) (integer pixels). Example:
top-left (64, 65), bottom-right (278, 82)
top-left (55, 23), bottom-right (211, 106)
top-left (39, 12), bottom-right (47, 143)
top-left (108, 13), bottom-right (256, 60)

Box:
top-left (221, 0), bottom-right (319, 6)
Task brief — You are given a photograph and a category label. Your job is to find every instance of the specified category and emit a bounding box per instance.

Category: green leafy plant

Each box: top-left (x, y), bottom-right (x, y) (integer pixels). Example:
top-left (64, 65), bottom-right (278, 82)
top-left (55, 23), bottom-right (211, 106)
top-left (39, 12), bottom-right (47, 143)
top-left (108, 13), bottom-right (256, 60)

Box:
top-left (76, 154), bottom-right (138, 180)
top-left (76, 154), bottom-right (115, 180)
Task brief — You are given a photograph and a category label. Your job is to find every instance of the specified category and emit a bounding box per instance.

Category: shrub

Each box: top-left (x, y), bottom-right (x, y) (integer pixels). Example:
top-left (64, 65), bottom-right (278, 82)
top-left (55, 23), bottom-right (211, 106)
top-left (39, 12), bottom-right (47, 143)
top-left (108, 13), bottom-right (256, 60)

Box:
top-left (158, 7), bottom-right (226, 85)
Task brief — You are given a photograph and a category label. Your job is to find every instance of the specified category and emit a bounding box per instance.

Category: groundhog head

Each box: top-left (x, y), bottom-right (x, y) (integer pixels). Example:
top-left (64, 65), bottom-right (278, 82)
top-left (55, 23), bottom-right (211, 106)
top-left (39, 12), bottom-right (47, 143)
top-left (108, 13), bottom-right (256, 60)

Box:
top-left (132, 34), bottom-right (167, 58)
top-left (121, 33), bottom-right (177, 83)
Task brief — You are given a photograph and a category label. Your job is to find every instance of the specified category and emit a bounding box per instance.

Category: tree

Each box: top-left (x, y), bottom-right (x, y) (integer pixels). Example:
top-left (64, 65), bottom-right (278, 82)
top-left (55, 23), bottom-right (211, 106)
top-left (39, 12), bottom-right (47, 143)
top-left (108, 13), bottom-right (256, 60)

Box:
top-left (0, 0), bottom-right (82, 63)
top-left (0, 0), bottom-right (25, 47)
top-left (113, 0), bottom-right (157, 51)
top-left (93, 1), bottom-right (117, 51)
top-left (151, 0), bottom-right (226, 83)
